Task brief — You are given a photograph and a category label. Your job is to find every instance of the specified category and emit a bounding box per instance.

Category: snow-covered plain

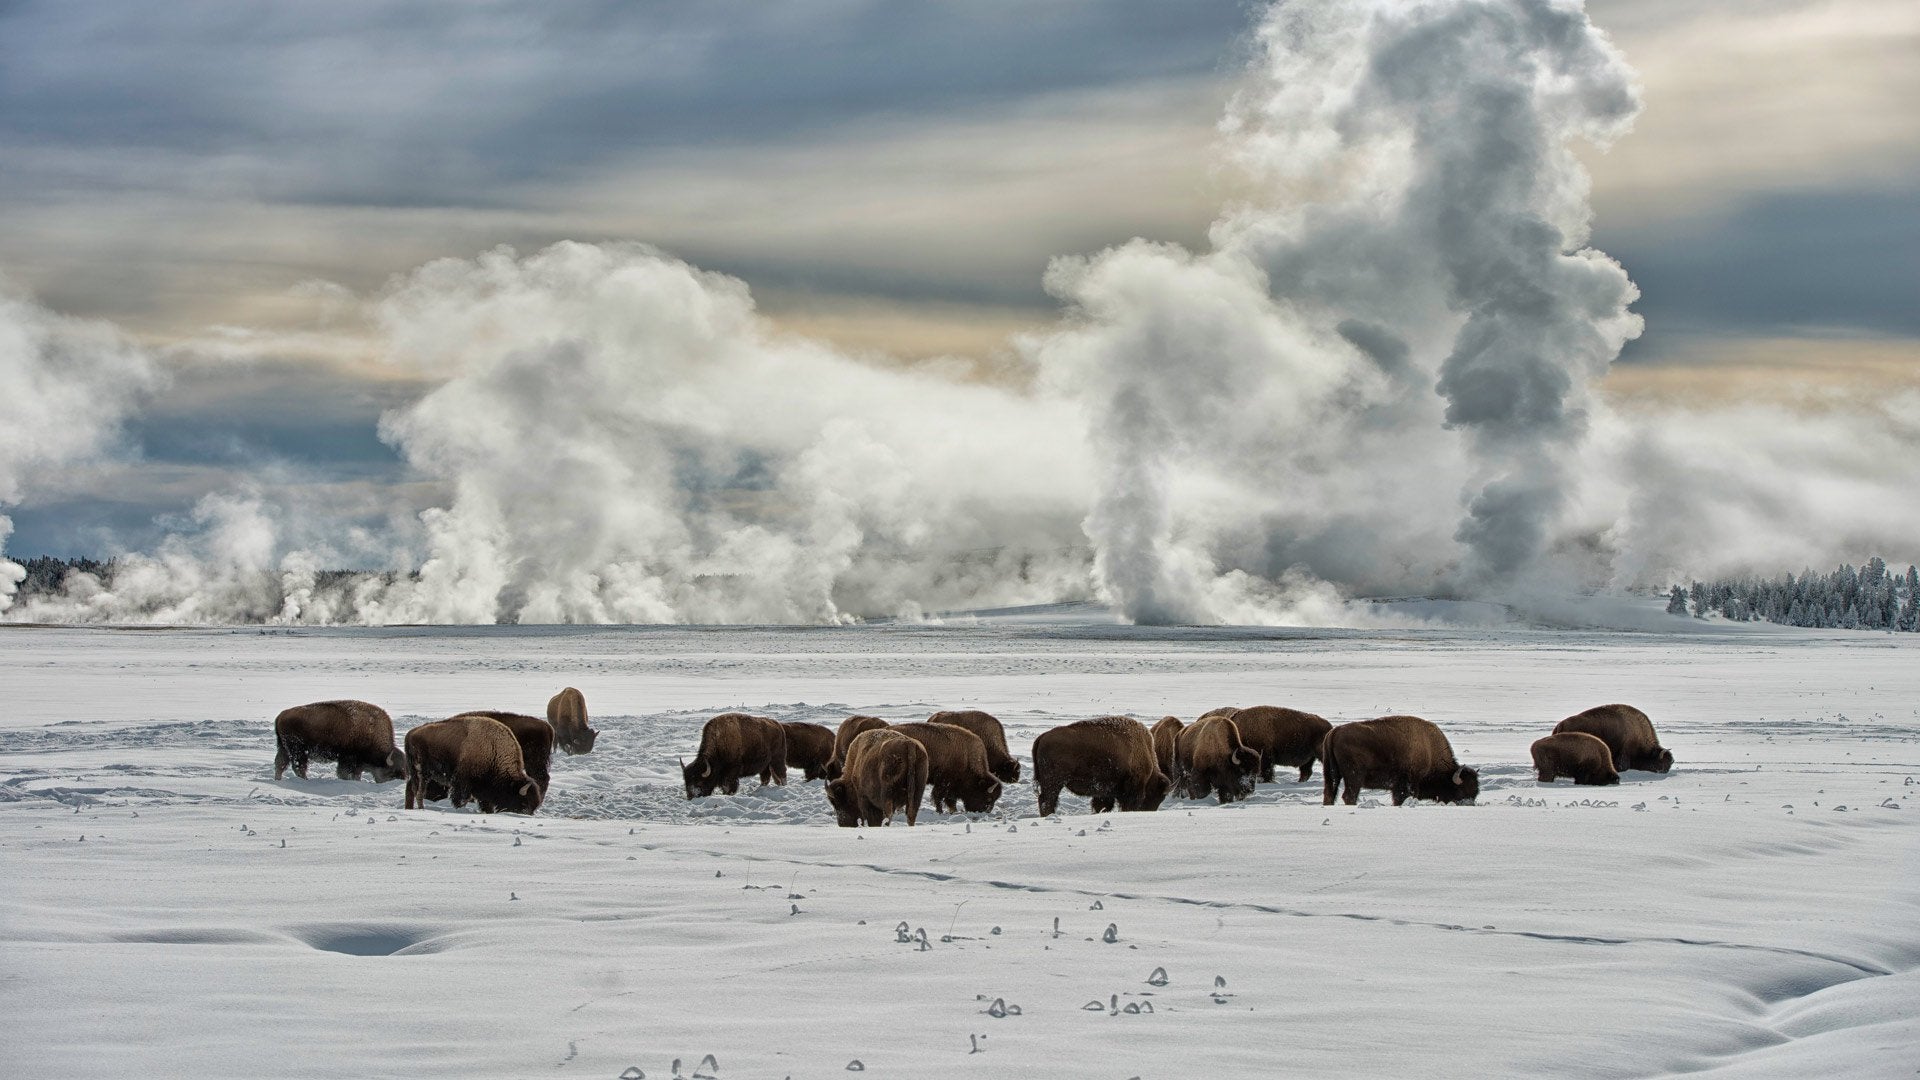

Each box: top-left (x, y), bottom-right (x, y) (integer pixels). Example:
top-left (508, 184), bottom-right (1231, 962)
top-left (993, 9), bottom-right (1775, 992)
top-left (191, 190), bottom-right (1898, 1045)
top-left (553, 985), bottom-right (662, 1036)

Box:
top-left (3, 609), bottom-right (1918, 1078)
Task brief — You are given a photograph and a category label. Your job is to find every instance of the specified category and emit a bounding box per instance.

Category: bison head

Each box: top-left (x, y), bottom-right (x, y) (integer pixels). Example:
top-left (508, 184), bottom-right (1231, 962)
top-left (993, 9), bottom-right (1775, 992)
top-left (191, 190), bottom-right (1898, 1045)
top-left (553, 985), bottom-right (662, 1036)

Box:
top-left (959, 779), bottom-right (1003, 814)
top-left (371, 748), bottom-right (408, 784)
top-left (1134, 769), bottom-right (1172, 812)
top-left (1448, 765), bottom-right (1480, 803)
top-left (824, 779), bottom-right (860, 827)
top-left (682, 755), bottom-right (718, 800)
top-left (1650, 748), bottom-right (1674, 773)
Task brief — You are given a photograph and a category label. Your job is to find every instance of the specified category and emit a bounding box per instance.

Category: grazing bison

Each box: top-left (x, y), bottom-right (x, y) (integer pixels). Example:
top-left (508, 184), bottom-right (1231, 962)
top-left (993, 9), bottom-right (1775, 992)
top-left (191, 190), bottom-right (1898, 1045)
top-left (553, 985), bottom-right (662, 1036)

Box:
top-left (782, 721), bottom-right (838, 782)
top-left (1032, 717), bottom-right (1171, 817)
top-left (273, 700), bottom-right (406, 782)
top-left (827, 715), bottom-right (890, 780)
top-left (1530, 732), bottom-right (1620, 786)
top-left (1321, 715), bottom-right (1478, 806)
top-left (1175, 713), bottom-right (1261, 804)
top-left (546, 687), bottom-right (598, 755)
top-left (891, 722), bottom-right (1003, 813)
top-left (1226, 705), bottom-right (1333, 783)
top-left (928, 709), bottom-right (1020, 783)
top-left (1149, 716), bottom-right (1184, 789)
top-left (682, 713), bottom-right (788, 799)
top-left (456, 711), bottom-right (554, 796)
top-left (1554, 704), bottom-right (1673, 773)
top-left (404, 715), bottom-right (542, 814)
top-left (825, 728), bottom-right (929, 827)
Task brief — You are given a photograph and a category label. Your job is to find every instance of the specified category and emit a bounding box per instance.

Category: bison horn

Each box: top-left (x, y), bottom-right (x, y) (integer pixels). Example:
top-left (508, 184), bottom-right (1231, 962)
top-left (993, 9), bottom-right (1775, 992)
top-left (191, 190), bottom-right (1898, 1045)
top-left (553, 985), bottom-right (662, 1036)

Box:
top-left (699, 760), bottom-right (712, 778)
top-left (1452, 767), bottom-right (1465, 785)
top-left (520, 782), bottom-right (532, 796)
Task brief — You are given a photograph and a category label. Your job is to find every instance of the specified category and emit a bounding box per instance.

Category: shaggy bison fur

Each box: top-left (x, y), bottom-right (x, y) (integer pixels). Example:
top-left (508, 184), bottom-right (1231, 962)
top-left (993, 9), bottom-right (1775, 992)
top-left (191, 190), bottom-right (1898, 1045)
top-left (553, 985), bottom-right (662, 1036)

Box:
top-left (1176, 713), bottom-right (1261, 804)
top-left (1530, 732), bottom-right (1620, 785)
top-left (1554, 704), bottom-right (1673, 773)
top-left (273, 700), bottom-right (405, 783)
top-left (928, 709), bottom-right (1020, 783)
top-left (782, 721), bottom-right (838, 782)
top-left (827, 715), bottom-right (890, 780)
top-left (825, 728), bottom-right (928, 827)
top-left (403, 715), bottom-right (542, 814)
top-left (1149, 716), bottom-right (1184, 790)
top-left (891, 722), bottom-right (1003, 813)
top-left (1032, 716), bottom-right (1171, 817)
top-left (546, 687), bottom-right (598, 755)
top-left (1223, 705), bottom-right (1332, 783)
top-left (1321, 715), bottom-right (1478, 806)
top-left (456, 711), bottom-right (554, 796)
top-left (682, 713), bottom-right (788, 798)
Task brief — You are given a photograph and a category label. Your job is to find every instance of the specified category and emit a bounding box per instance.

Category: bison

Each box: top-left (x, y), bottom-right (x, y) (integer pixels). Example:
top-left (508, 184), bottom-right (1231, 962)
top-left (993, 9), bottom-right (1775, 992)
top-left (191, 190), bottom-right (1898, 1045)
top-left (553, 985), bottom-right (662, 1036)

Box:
top-left (1149, 716), bottom-right (1184, 790)
top-left (1321, 715), bottom-right (1478, 806)
top-left (891, 722), bottom-right (1003, 813)
top-left (824, 728), bottom-right (929, 827)
top-left (682, 713), bottom-right (788, 799)
top-left (273, 700), bottom-right (406, 783)
top-left (1554, 704), bottom-right (1673, 773)
top-left (546, 687), bottom-right (598, 755)
top-left (928, 709), bottom-right (1020, 783)
top-left (456, 711), bottom-right (554, 796)
top-left (1175, 713), bottom-right (1261, 804)
top-left (827, 715), bottom-right (890, 780)
top-left (403, 715), bottom-right (542, 814)
top-left (1224, 705), bottom-right (1333, 783)
top-left (1032, 716), bottom-right (1170, 817)
top-left (782, 721), bottom-right (837, 782)
top-left (1530, 732), bottom-right (1620, 786)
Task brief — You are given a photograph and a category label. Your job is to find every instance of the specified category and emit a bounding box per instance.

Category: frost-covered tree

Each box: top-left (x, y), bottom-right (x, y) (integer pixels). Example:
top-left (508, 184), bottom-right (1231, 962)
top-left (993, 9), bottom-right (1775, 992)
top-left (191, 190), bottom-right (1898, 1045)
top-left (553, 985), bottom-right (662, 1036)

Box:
top-left (1666, 585), bottom-right (1689, 615)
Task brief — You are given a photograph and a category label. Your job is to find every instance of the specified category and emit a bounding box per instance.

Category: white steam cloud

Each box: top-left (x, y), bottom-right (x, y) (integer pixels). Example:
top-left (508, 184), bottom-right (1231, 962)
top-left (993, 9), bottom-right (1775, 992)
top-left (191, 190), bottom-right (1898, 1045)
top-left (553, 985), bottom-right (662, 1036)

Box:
top-left (4, 0), bottom-right (1918, 627)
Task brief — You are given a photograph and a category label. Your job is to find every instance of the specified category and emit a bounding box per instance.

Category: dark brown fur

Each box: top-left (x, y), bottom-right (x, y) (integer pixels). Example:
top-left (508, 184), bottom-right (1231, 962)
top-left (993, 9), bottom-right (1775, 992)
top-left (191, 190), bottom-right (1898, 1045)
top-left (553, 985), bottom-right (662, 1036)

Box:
top-left (827, 715), bottom-right (890, 780)
top-left (1149, 716), bottom-right (1184, 790)
top-left (273, 700), bottom-right (405, 782)
top-left (782, 721), bottom-right (837, 782)
top-left (682, 713), bottom-right (788, 798)
top-left (457, 711), bottom-right (554, 795)
top-left (825, 728), bottom-right (929, 827)
top-left (1554, 704), bottom-right (1673, 773)
top-left (891, 722), bottom-right (1003, 813)
top-left (403, 715), bottom-right (542, 814)
top-left (1175, 714), bottom-right (1261, 804)
top-left (1530, 732), bottom-right (1621, 786)
top-left (1033, 716), bottom-right (1171, 816)
top-left (1228, 705), bottom-right (1333, 783)
top-left (928, 709), bottom-right (1021, 783)
top-left (1321, 715), bottom-right (1478, 806)
top-left (546, 687), bottom-right (598, 755)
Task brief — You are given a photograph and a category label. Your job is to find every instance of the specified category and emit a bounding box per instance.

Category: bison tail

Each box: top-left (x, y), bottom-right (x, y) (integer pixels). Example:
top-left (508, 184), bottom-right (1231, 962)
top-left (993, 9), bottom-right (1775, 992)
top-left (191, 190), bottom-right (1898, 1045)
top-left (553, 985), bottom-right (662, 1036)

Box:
top-left (1321, 740), bottom-right (1341, 807)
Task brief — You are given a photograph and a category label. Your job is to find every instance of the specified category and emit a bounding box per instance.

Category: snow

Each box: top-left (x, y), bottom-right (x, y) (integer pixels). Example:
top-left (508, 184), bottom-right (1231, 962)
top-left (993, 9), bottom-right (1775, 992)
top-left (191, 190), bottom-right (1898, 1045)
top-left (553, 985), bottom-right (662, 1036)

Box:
top-left (3, 615), bottom-right (1918, 1078)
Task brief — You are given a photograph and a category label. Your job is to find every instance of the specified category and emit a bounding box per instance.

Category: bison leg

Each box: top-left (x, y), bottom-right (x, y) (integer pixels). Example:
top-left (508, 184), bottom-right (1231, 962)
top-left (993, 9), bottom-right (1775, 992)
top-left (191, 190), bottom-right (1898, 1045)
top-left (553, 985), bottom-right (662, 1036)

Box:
top-left (1390, 781), bottom-right (1409, 806)
top-left (1341, 779), bottom-right (1360, 806)
top-left (273, 739), bottom-right (290, 780)
top-left (1036, 781), bottom-right (1060, 818)
top-left (1536, 767), bottom-right (1555, 783)
top-left (1259, 756), bottom-right (1275, 784)
top-left (404, 774), bottom-right (418, 810)
top-left (1298, 761), bottom-right (1314, 783)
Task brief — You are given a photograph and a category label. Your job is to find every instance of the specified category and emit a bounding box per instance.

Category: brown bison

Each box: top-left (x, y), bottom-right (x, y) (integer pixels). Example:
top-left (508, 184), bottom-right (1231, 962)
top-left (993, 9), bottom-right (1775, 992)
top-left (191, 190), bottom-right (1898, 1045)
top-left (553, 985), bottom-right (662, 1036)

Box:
top-left (824, 728), bottom-right (929, 827)
top-left (782, 721), bottom-right (837, 782)
top-left (1149, 716), bottom-right (1184, 789)
top-left (456, 711), bottom-right (554, 795)
top-left (682, 713), bottom-right (788, 799)
top-left (1554, 704), bottom-right (1674, 773)
top-left (273, 700), bottom-right (406, 783)
top-left (1032, 717), bottom-right (1171, 817)
top-left (1322, 715), bottom-right (1478, 806)
top-left (404, 715), bottom-right (542, 814)
top-left (1175, 713), bottom-right (1261, 804)
top-left (891, 722), bottom-right (1003, 813)
top-left (1223, 705), bottom-right (1333, 783)
top-left (827, 715), bottom-right (890, 780)
top-left (546, 687), bottom-right (598, 755)
top-left (928, 709), bottom-right (1021, 783)
top-left (1530, 732), bottom-right (1620, 786)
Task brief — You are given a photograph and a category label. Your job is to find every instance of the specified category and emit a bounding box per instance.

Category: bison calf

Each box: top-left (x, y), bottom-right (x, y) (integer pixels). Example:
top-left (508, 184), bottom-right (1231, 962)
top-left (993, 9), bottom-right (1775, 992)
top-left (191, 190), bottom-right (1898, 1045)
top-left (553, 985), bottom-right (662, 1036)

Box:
top-left (1530, 732), bottom-right (1620, 786)
top-left (1175, 713), bottom-right (1260, 804)
top-left (546, 687), bottom-right (598, 755)
top-left (683, 713), bottom-right (788, 799)
top-left (1554, 704), bottom-right (1673, 773)
top-left (273, 700), bottom-right (406, 783)
top-left (1322, 715), bottom-right (1477, 806)
top-left (928, 710), bottom-right (1020, 783)
top-left (1033, 717), bottom-right (1170, 817)
top-left (825, 728), bottom-right (929, 827)
top-left (404, 715), bottom-right (542, 814)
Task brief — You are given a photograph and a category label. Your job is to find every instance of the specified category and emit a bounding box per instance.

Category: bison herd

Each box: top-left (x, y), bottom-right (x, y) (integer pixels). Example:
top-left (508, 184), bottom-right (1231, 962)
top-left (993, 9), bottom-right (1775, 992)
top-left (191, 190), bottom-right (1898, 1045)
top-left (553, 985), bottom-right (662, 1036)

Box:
top-left (269, 692), bottom-right (1675, 825)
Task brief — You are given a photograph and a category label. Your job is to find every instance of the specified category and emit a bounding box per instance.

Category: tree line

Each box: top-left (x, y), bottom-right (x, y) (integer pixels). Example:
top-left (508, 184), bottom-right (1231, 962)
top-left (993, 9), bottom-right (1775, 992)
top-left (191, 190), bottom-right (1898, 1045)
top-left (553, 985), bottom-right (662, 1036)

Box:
top-left (1667, 556), bottom-right (1920, 631)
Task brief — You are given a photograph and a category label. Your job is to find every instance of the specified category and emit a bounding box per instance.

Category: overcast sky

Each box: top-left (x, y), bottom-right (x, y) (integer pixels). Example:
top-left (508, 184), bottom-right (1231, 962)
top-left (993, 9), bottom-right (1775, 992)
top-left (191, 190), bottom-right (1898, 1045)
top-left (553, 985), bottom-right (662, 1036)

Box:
top-left (2, 0), bottom-right (1915, 556)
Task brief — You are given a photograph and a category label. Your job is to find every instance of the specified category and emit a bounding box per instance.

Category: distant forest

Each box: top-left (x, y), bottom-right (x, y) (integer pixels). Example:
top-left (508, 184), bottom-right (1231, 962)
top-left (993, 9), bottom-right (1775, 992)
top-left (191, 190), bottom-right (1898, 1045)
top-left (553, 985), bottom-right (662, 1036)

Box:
top-left (1666, 557), bottom-right (1920, 631)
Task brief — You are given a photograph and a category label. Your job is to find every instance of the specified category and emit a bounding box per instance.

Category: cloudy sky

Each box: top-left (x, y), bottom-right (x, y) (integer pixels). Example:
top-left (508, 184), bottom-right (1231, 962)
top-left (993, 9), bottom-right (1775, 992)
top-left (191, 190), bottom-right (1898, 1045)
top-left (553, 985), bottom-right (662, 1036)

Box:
top-left (2, 0), bottom-right (1915, 559)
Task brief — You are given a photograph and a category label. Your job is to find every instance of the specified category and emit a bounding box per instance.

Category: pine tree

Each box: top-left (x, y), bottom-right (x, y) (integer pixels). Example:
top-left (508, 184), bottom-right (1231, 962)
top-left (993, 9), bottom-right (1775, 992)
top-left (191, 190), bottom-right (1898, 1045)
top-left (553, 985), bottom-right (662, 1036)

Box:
top-left (1666, 585), bottom-right (1689, 615)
